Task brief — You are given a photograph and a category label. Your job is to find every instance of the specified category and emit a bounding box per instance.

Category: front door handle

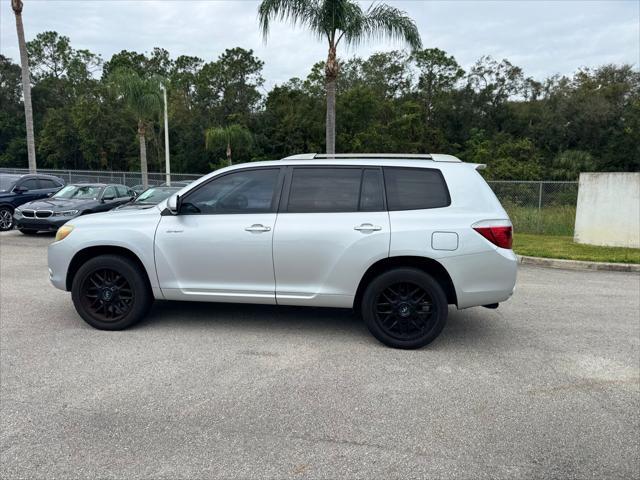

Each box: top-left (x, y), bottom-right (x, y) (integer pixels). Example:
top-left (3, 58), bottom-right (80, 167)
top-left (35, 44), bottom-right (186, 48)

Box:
top-left (354, 223), bottom-right (382, 232)
top-left (245, 224), bottom-right (271, 233)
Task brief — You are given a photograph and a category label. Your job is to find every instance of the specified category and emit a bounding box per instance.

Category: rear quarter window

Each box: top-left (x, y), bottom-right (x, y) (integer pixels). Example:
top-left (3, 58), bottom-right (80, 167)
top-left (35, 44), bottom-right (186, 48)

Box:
top-left (384, 167), bottom-right (450, 211)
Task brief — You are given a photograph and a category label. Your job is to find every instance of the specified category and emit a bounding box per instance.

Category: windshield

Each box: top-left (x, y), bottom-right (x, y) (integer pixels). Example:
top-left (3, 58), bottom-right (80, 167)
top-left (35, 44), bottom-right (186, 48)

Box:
top-left (0, 175), bottom-right (20, 192)
top-left (53, 185), bottom-right (103, 200)
top-left (135, 187), bottom-right (179, 204)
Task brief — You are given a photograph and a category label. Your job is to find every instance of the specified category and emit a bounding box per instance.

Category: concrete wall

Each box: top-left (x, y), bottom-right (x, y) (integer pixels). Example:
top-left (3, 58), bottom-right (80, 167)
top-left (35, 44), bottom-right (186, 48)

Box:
top-left (574, 172), bottom-right (640, 248)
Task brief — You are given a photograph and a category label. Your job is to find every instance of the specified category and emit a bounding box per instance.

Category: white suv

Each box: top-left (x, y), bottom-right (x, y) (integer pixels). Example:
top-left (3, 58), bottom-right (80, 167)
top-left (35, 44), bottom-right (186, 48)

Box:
top-left (48, 154), bottom-right (517, 349)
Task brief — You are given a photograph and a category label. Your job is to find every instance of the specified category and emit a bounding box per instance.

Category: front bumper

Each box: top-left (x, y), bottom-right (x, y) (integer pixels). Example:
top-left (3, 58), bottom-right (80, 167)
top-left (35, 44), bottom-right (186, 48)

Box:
top-left (48, 238), bottom-right (75, 291)
top-left (14, 215), bottom-right (73, 231)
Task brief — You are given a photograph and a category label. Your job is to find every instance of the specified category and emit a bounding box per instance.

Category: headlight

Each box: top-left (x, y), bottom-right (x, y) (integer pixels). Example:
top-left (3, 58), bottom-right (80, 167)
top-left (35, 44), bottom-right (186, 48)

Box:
top-left (53, 210), bottom-right (79, 217)
top-left (14, 208), bottom-right (22, 216)
top-left (55, 225), bottom-right (74, 242)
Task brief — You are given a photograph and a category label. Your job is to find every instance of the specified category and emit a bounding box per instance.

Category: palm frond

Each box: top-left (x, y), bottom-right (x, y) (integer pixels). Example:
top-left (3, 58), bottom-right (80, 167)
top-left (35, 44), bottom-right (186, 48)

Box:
top-left (108, 67), bottom-right (162, 120)
top-left (205, 125), bottom-right (253, 151)
top-left (347, 3), bottom-right (422, 50)
top-left (258, 0), bottom-right (325, 40)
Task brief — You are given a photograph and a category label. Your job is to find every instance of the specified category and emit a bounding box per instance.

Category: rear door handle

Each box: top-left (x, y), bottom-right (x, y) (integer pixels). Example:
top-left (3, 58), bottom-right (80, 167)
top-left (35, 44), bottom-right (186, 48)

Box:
top-left (354, 223), bottom-right (382, 232)
top-left (245, 224), bottom-right (271, 233)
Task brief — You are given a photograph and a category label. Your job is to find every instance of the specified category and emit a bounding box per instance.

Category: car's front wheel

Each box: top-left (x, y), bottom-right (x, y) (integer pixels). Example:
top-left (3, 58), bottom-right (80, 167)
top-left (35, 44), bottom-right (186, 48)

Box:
top-left (0, 207), bottom-right (14, 231)
top-left (71, 254), bottom-right (153, 330)
top-left (361, 268), bottom-right (448, 349)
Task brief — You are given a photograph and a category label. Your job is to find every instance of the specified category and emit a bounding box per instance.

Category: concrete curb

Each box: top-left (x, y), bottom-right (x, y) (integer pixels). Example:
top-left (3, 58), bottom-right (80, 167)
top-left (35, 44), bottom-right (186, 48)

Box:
top-left (517, 255), bottom-right (640, 273)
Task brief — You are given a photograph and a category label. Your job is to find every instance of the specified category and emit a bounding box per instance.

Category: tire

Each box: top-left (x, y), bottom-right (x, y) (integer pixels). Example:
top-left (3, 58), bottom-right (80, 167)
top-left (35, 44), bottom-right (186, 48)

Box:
top-left (18, 229), bottom-right (39, 235)
top-left (0, 207), bottom-right (14, 231)
top-left (71, 254), bottom-right (153, 330)
top-left (361, 268), bottom-right (448, 349)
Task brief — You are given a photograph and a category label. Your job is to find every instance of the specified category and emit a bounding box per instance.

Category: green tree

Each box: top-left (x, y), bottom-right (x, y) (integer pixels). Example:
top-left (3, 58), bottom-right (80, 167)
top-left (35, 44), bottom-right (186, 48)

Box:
top-left (258, 0), bottom-right (422, 154)
top-left (109, 68), bottom-right (162, 187)
top-left (0, 55), bottom-right (27, 167)
top-left (27, 31), bottom-right (101, 84)
top-left (196, 48), bottom-right (264, 126)
top-left (551, 150), bottom-right (597, 180)
top-left (205, 124), bottom-right (253, 166)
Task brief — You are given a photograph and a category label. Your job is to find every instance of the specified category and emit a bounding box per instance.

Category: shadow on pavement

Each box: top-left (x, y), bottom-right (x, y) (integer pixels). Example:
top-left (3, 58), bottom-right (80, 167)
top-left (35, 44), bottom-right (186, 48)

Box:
top-left (136, 299), bottom-right (499, 348)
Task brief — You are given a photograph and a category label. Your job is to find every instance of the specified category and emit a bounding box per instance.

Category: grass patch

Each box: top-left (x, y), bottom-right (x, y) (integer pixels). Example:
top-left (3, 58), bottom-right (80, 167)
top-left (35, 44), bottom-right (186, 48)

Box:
top-left (503, 204), bottom-right (576, 236)
top-left (513, 234), bottom-right (640, 264)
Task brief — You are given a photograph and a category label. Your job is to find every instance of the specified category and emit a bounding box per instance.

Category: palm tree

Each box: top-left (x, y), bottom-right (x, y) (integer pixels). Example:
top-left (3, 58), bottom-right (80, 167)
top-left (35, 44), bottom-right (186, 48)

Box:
top-left (109, 69), bottom-right (162, 188)
top-left (205, 124), bottom-right (253, 166)
top-left (258, 0), bottom-right (422, 155)
top-left (11, 0), bottom-right (36, 173)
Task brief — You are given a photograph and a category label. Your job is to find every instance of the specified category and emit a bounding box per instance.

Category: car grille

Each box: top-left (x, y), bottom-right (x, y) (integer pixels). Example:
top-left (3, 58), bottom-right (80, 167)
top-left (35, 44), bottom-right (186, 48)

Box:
top-left (35, 210), bottom-right (53, 218)
top-left (22, 210), bottom-right (35, 218)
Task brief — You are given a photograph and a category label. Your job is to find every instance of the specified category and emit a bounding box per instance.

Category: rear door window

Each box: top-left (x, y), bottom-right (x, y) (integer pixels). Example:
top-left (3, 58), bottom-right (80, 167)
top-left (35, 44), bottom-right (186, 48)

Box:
top-left (19, 179), bottom-right (40, 191)
top-left (383, 167), bottom-right (450, 211)
top-left (359, 169), bottom-right (385, 212)
top-left (39, 178), bottom-right (61, 189)
top-left (287, 168), bottom-right (361, 213)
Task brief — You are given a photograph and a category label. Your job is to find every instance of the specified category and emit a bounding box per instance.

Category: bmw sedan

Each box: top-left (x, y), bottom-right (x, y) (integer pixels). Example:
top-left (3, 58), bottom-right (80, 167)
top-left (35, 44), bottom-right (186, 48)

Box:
top-left (14, 183), bottom-right (135, 234)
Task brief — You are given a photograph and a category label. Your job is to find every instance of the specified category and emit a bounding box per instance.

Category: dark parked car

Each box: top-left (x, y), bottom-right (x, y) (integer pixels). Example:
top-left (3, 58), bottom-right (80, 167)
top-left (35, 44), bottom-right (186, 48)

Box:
top-left (0, 173), bottom-right (65, 231)
top-left (116, 186), bottom-right (180, 210)
top-left (13, 183), bottom-right (135, 234)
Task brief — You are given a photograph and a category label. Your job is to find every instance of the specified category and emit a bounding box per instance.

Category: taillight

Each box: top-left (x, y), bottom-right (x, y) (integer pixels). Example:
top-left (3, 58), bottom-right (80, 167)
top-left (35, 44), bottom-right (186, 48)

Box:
top-left (473, 225), bottom-right (513, 249)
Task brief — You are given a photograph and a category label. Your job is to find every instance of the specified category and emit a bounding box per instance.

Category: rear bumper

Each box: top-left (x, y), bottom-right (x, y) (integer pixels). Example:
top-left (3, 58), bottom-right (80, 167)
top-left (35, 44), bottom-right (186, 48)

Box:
top-left (440, 248), bottom-right (518, 309)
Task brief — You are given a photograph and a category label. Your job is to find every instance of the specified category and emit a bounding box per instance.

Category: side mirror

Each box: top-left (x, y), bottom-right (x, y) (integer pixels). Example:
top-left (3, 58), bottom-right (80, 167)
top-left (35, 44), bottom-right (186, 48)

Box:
top-left (166, 194), bottom-right (181, 215)
top-left (13, 185), bottom-right (27, 194)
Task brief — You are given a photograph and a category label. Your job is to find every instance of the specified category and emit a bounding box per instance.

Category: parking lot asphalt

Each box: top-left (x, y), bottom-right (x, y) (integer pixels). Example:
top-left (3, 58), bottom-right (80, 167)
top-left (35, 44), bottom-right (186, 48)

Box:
top-left (0, 229), bottom-right (639, 479)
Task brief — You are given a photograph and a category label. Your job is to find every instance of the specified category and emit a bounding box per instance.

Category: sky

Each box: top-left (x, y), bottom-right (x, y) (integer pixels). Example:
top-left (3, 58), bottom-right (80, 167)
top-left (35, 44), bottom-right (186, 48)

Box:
top-left (0, 0), bottom-right (638, 89)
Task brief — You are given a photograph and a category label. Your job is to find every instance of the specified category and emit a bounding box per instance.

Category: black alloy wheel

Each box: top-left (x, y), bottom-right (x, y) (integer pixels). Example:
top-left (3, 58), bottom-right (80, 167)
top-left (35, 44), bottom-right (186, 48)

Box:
top-left (80, 268), bottom-right (134, 322)
top-left (374, 282), bottom-right (436, 341)
top-left (71, 254), bottom-right (152, 330)
top-left (362, 268), bottom-right (448, 349)
top-left (0, 207), bottom-right (13, 231)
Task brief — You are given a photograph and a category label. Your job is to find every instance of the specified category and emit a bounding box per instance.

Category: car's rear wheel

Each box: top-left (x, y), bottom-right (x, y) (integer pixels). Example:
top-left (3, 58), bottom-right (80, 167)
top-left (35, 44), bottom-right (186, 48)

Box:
top-left (361, 268), bottom-right (448, 349)
top-left (0, 207), bottom-right (14, 231)
top-left (18, 228), bottom-right (38, 235)
top-left (71, 254), bottom-right (152, 330)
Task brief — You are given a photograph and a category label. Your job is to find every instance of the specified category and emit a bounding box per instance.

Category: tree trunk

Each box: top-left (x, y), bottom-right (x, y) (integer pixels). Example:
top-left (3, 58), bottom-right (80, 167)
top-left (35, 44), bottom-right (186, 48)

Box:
top-left (325, 45), bottom-right (339, 156)
top-left (226, 141), bottom-right (232, 166)
top-left (12, 0), bottom-right (36, 173)
top-left (138, 120), bottom-right (148, 188)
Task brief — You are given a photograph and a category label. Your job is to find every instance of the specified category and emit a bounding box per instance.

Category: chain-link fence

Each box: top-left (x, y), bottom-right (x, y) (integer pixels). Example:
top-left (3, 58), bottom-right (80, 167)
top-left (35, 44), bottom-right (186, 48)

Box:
top-left (0, 167), bottom-right (203, 188)
top-left (488, 180), bottom-right (578, 235)
top-left (0, 168), bottom-right (578, 235)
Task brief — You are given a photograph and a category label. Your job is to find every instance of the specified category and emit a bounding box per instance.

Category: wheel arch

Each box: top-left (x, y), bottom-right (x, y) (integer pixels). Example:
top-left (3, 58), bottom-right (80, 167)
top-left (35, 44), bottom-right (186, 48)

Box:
top-left (353, 256), bottom-right (458, 310)
top-left (66, 245), bottom-right (152, 292)
top-left (0, 203), bottom-right (15, 212)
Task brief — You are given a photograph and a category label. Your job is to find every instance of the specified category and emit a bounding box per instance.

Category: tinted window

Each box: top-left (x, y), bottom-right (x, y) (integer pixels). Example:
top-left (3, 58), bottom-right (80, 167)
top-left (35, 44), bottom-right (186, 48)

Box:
top-left (115, 186), bottom-right (130, 197)
top-left (181, 168), bottom-right (280, 214)
top-left (103, 186), bottom-right (117, 199)
top-left (288, 168), bottom-right (361, 213)
top-left (20, 179), bottom-right (40, 190)
top-left (384, 167), bottom-right (449, 211)
top-left (39, 179), bottom-right (61, 189)
top-left (359, 169), bottom-right (384, 211)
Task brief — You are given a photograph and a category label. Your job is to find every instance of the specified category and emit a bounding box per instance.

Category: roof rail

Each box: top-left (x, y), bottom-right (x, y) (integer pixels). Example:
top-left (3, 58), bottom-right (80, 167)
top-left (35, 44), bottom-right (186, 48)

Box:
top-left (280, 153), bottom-right (462, 162)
